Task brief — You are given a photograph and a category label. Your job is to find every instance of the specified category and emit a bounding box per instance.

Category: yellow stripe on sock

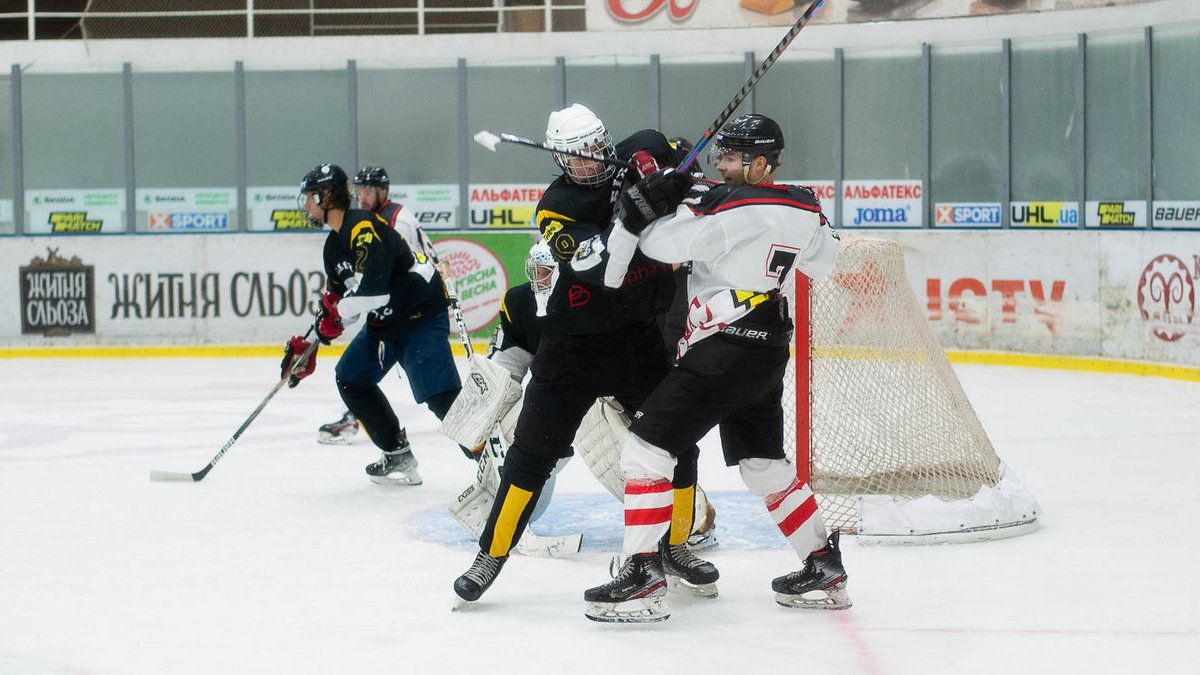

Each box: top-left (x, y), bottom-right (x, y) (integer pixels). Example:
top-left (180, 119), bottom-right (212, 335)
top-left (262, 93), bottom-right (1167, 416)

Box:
top-left (489, 485), bottom-right (534, 557)
top-left (670, 485), bottom-right (695, 546)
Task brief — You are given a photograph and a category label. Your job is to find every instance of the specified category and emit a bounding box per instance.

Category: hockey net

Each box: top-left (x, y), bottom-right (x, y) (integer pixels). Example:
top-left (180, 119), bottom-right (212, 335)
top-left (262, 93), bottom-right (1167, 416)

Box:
top-left (785, 237), bottom-right (1039, 544)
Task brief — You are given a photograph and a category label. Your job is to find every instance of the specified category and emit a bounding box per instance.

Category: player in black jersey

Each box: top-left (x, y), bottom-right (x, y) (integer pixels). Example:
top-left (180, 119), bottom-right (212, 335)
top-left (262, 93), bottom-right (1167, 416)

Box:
top-left (282, 163), bottom-right (461, 485)
top-left (316, 166), bottom-right (451, 451)
top-left (453, 105), bottom-right (716, 606)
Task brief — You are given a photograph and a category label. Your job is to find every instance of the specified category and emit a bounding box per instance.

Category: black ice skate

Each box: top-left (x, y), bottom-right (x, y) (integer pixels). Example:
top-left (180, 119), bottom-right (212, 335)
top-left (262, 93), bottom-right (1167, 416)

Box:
top-left (318, 410), bottom-right (360, 445)
top-left (453, 550), bottom-right (508, 607)
top-left (584, 553), bottom-right (669, 623)
top-left (771, 530), bottom-right (852, 610)
top-left (364, 431), bottom-right (421, 486)
top-left (660, 535), bottom-right (719, 598)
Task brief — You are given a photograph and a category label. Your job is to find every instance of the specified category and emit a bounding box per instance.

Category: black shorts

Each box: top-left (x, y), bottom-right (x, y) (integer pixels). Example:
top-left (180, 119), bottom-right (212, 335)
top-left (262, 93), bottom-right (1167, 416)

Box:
top-left (512, 321), bottom-right (673, 460)
top-left (630, 336), bottom-right (789, 466)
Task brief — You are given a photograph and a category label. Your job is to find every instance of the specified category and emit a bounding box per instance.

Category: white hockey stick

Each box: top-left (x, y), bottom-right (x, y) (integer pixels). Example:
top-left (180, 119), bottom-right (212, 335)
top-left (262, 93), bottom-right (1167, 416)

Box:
top-left (474, 130), bottom-right (636, 171)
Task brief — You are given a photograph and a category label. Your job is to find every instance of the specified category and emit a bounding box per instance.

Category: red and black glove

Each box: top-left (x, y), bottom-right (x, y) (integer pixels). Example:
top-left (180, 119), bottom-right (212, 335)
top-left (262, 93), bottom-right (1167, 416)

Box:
top-left (315, 291), bottom-right (343, 345)
top-left (280, 336), bottom-right (317, 388)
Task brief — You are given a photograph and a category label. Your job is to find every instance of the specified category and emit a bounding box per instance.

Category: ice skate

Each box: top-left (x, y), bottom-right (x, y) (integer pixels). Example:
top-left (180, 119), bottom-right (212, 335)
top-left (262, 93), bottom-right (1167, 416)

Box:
top-left (364, 430), bottom-right (421, 486)
top-left (772, 530), bottom-right (852, 610)
top-left (453, 550), bottom-right (508, 607)
top-left (660, 535), bottom-right (719, 598)
top-left (584, 553), bottom-right (669, 623)
top-left (318, 410), bottom-right (360, 445)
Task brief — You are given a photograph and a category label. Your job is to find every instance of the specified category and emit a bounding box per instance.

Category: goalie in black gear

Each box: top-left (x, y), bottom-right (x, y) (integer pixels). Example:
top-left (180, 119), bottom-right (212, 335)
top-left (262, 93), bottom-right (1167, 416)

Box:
top-left (453, 106), bottom-right (717, 606)
top-left (444, 241), bottom-right (718, 561)
top-left (584, 114), bottom-right (850, 622)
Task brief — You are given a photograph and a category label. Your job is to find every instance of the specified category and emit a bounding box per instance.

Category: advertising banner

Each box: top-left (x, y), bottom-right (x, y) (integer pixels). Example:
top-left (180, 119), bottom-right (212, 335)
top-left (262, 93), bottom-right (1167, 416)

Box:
top-left (24, 189), bottom-right (126, 234)
top-left (137, 188), bottom-right (237, 232)
top-left (1151, 201), bottom-right (1200, 229)
top-left (1084, 200), bottom-right (1147, 229)
top-left (467, 184), bottom-right (545, 229)
top-left (587, 0), bottom-right (1157, 30)
top-left (1010, 201), bottom-right (1079, 227)
top-left (390, 184), bottom-right (460, 230)
top-left (432, 234), bottom-right (534, 335)
top-left (0, 231), bottom-right (540, 347)
top-left (841, 180), bottom-right (923, 228)
top-left (249, 186), bottom-right (312, 231)
top-left (934, 203), bottom-right (1003, 228)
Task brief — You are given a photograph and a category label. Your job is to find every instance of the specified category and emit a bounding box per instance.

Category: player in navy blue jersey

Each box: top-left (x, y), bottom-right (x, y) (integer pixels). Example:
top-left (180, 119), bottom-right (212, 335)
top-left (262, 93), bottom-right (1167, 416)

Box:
top-left (282, 163), bottom-right (461, 485)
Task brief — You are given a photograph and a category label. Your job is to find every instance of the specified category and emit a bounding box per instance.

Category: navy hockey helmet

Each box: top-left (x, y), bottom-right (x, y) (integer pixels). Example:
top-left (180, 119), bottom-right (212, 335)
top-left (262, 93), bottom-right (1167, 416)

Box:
top-left (353, 166), bottom-right (391, 188)
top-left (710, 113), bottom-right (785, 169)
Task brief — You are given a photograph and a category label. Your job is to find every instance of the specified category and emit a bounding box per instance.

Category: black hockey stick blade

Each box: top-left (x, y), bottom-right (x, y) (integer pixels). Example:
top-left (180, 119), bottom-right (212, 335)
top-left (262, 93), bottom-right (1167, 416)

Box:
top-left (474, 130), bottom-right (636, 171)
top-left (676, 0), bottom-right (826, 174)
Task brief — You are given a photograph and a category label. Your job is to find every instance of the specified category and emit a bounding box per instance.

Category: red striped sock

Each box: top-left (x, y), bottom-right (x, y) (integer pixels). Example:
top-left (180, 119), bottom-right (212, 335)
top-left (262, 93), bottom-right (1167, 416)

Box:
top-left (624, 478), bottom-right (673, 556)
top-left (766, 479), bottom-right (826, 557)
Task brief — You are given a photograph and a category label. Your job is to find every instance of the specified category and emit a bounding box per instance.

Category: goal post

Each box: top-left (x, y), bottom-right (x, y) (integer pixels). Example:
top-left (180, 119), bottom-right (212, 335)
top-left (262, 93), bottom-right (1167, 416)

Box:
top-left (788, 237), bottom-right (1040, 545)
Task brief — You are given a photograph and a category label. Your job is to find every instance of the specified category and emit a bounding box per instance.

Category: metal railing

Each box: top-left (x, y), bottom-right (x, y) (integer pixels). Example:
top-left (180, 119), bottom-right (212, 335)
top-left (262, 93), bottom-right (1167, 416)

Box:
top-left (0, 2), bottom-right (586, 40)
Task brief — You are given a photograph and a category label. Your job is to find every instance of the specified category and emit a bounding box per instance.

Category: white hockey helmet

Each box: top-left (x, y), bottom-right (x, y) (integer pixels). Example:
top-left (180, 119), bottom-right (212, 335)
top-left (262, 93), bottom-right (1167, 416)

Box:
top-left (545, 103), bottom-right (615, 187)
top-left (525, 240), bottom-right (557, 293)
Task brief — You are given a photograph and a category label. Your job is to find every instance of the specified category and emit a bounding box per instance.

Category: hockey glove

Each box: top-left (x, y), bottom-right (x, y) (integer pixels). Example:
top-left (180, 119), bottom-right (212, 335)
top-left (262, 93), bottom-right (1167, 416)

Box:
top-left (616, 168), bottom-right (694, 235)
top-left (280, 336), bottom-right (317, 388)
top-left (316, 291), bottom-right (344, 344)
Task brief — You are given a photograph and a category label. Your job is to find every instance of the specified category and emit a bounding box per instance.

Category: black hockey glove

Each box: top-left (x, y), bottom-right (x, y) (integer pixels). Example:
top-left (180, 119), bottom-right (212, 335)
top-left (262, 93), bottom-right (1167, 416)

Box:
top-left (616, 168), bottom-right (694, 235)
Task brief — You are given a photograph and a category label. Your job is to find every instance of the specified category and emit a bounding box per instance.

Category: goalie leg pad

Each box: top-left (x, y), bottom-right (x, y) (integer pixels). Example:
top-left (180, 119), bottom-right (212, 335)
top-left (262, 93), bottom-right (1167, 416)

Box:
top-left (440, 357), bottom-right (523, 448)
top-left (574, 397), bottom-right (630, 501)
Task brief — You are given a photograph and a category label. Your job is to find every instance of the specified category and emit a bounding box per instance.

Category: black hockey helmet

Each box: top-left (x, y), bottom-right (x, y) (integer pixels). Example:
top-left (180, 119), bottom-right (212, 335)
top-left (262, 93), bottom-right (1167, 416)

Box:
top-left (353, 166), bottom-right (390, 188)
top-left (711, 113), bottom-right (785, 169)
top-left (299, 163), bottom-right (351, 216)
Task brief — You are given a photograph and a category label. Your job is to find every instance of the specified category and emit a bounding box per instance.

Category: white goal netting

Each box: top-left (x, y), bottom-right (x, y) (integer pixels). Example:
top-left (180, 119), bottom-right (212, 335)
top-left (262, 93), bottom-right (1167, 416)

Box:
top-left (785, 238), bottom-right (1039, 544)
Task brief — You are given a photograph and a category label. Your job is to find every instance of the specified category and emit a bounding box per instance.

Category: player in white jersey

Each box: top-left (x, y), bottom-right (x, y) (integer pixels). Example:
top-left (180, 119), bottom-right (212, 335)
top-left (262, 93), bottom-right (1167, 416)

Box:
top-left (581, 114), bottom-right (849, 622)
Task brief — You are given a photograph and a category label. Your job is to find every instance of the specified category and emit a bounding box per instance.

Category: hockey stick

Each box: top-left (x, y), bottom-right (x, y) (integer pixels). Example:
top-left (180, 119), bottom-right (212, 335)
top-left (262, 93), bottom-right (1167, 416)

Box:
top-left (604, 0), bottom-right (826, 289)
top-left (149, 326), bottom-right (319, 483)
top-left (676, 0), bottom-right (826, 173)
top-left (474, 130), bottom-right (636, 171)
top-left (439, 258), bottom-right (476, 361)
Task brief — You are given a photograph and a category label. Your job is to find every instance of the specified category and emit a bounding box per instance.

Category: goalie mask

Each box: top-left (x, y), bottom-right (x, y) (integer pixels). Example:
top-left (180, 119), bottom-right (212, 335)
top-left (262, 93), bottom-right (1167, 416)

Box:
top-left (526, 241), bottom-right (557, 317)
top-left (545, 104), bottom-right (615, 187)
top-left (709, 113), bottom-right (785, 184)
top-left (299, 163), bottom-right (351, 227)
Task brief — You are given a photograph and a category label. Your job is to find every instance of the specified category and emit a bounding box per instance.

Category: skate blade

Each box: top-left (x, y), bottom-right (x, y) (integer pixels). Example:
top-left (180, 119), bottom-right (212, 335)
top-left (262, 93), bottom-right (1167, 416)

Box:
top-left (317, 434), bottom-right (355, 446)
top-left (452, 596), bottom-right (473, 612)
top-left (368, 472), bottom-right (423, 486)
top-left (666, 574), bottom-right (718, 599)
top-left (775, 582), bottom-right (852, 610)
top-left (584, 596), bottom-right (670, 623)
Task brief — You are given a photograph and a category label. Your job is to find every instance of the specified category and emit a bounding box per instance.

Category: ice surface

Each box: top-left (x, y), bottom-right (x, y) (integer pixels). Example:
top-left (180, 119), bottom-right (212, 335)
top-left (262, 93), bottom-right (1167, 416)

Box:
top-left (1, 357), bottom-right (1197, 674)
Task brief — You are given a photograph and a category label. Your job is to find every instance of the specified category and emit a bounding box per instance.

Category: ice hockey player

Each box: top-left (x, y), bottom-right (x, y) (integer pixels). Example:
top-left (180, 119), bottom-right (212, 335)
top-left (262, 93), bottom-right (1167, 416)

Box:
top-left (452, 105), bottom-right (718, 606)
top-left (281, 163), bottom-right (461, 485)
top-left (443, 240), bottom-right (718, 557)
top-left (582, 114), bottom-right (849, 622)
top-left (316, 166), bottom-right (445, 447)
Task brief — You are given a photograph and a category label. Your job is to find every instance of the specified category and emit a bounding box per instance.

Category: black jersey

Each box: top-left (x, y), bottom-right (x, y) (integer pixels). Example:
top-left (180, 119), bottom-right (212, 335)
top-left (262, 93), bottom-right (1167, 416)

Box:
top-left (534, 129), bottom-right (679, 335)
top-left (494, 283), bottom-right (544, 355)
top-left (322, 208), bottom-right (448, 337)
